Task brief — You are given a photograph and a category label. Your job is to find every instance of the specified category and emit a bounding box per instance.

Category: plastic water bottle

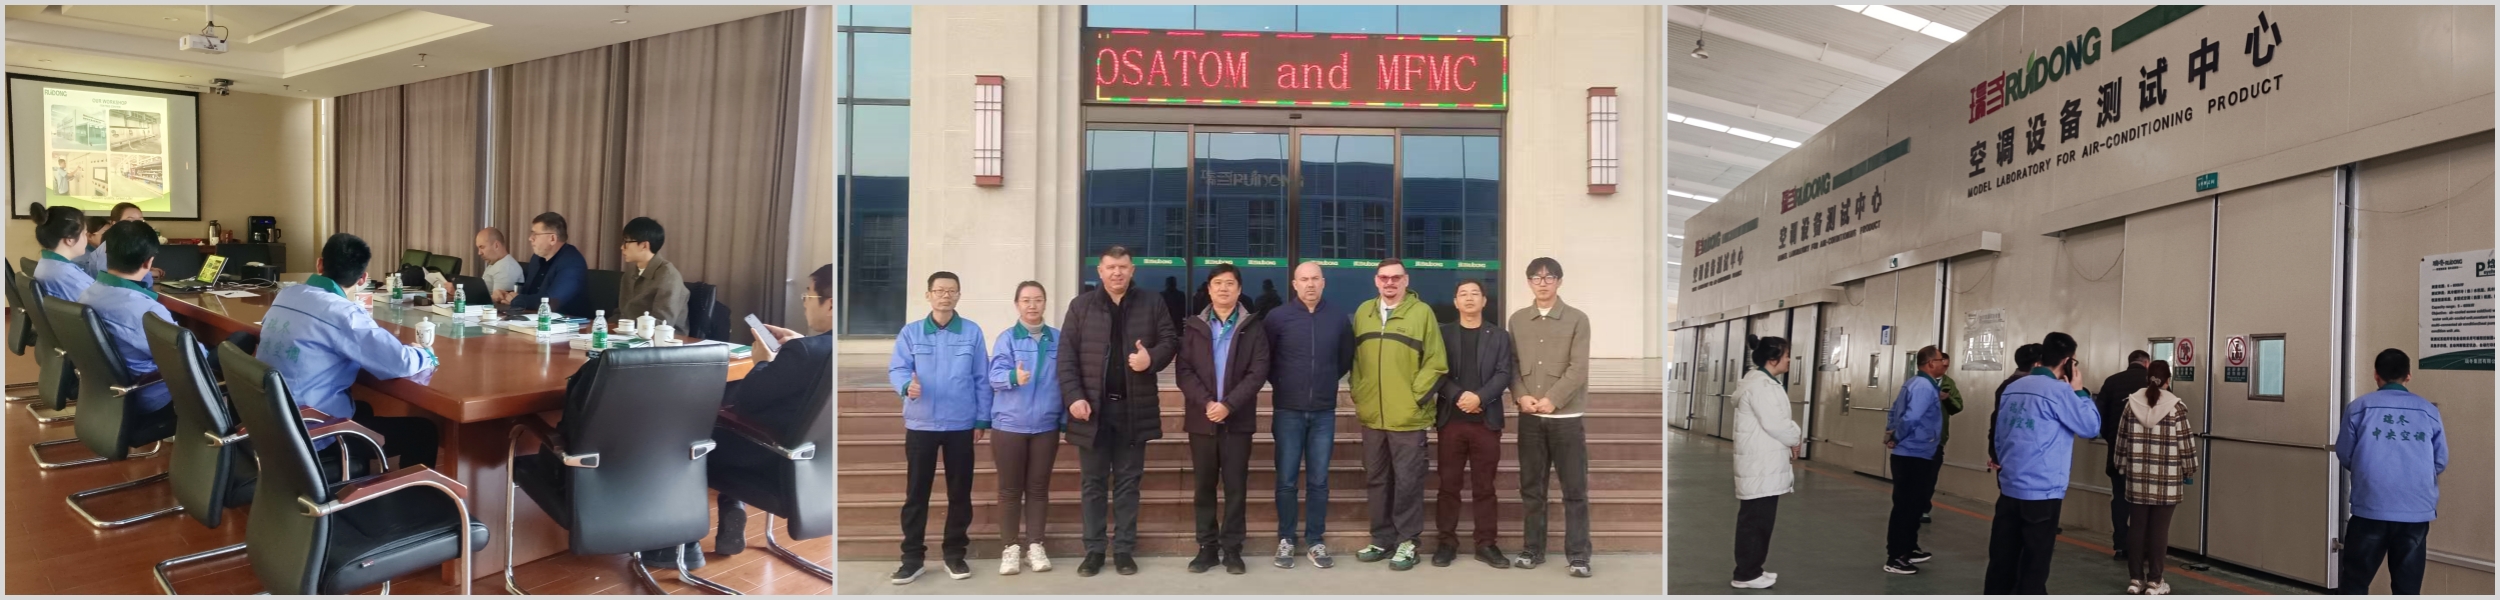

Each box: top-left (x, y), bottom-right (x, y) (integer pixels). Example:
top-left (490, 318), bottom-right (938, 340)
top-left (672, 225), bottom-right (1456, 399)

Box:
top-left (452, 284), bottom-right (467, 316)
top-left (387, 273), bottom-right (402, 300)
top-left (590, 310), bottom-right (609, 354)
top-left (537, 297), bottom-right (553, 334)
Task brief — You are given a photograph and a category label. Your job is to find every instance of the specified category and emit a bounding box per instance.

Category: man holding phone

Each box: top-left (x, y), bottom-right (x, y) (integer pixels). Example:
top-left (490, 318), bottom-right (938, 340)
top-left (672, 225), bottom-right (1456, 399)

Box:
top-left (1983, 332), bottom-right (2104, 594)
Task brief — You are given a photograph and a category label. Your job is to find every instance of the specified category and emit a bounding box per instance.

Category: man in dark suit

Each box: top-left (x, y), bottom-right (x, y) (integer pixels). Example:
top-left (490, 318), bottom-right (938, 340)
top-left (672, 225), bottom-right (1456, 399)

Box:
top-left (2093, 350), bottom-right (2151, 562)
top-left (508, 211), bottom-right (591, 316)
top-left (1432, 278), bottom-right (1513, 569)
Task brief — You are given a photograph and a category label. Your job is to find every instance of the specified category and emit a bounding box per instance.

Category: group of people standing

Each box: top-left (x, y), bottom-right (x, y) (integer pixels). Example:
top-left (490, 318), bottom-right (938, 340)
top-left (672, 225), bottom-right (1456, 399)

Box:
top-left (885, 247), bottom-right (1599, 585)
top-left (1728, 331), bottom-right (2449, 595)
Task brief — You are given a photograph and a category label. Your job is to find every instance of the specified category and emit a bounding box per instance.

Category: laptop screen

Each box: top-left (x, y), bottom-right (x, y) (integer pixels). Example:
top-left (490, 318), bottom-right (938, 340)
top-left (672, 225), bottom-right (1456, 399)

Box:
top-left (195, 255), bottom-right (226, 283)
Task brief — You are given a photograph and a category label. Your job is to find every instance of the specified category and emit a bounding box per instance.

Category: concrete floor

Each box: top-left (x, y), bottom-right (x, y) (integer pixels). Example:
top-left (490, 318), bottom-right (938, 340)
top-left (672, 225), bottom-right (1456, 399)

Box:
top-left (1667, 430), bottom-right (2319, 595)
top-left (839, 553), bottom-right (1664, 595)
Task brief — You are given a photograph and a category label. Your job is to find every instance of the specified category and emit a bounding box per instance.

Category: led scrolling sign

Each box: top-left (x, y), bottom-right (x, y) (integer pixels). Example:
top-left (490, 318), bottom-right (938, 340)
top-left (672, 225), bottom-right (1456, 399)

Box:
top-left (1084, 28), bottom-right (1508, 110)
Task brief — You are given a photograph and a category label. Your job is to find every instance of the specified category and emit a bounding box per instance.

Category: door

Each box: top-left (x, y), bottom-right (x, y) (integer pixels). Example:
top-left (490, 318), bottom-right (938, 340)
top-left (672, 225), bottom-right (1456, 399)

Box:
top-left (1820, 272), bottom-right (1898, 475)
top-left (2123, 199), bottom-right (2217, 554)
top-left (1672, 326), bottom-right (1698, 431)
top-left (1195, 130), bottom-right (1293, 316)
top-left (1695, 321), bottom-right (1730, 439)
top-left (1786, 305), bottom-right (1823, 458)
top-left (2206, 171), bottom-right (2338, 586)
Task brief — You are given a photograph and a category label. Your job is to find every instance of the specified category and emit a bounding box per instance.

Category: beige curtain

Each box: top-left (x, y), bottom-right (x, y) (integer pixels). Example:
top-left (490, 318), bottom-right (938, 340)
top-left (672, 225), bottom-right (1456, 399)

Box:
top-left (621, 10), bottom-right (802, 341)
top-left (402, 72), bottom-right (481, 271)
top-left (334, 87), bottom-right (403, 280)
top-left (498, 45), bottom-right (626, 271)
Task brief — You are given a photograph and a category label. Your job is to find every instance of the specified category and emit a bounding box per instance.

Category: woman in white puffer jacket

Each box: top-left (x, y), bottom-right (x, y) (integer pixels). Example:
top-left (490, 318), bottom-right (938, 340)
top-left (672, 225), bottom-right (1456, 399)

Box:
top-left (1730, 335), bottom-right (1804, 589)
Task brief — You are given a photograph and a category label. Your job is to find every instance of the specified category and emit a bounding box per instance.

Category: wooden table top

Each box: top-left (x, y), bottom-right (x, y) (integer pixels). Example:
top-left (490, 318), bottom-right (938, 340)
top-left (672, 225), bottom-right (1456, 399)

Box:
top-left (158, 277), bottom-right (753, 423)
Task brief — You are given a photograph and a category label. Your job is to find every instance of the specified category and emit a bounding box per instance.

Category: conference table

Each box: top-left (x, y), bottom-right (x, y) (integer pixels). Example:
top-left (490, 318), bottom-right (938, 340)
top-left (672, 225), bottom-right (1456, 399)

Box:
top-left (156, 275), bottom-right (755, 583)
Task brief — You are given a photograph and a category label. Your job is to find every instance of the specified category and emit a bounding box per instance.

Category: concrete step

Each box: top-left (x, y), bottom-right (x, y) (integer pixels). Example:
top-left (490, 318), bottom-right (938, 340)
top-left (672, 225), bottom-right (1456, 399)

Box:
top-left (836, 489), bottom-right (1661, 529)
top-left (837, 523), bottom-right (1662, 560)
top-left (837, 433), bottom-right (1662, 464)
top-left (841, 408), bottom-right (1662, 437)
top-left (839, 389), bottom-right (1663, 413)
top-left (836, 459), bottom-right (1663, 496)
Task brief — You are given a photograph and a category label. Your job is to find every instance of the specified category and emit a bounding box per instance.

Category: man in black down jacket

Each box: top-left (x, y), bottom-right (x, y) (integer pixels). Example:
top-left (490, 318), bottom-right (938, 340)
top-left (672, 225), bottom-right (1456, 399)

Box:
top-left (1056, 246), bottom-right (1180, 577)
top-left (2093, 350), bottom-right (2150, 563)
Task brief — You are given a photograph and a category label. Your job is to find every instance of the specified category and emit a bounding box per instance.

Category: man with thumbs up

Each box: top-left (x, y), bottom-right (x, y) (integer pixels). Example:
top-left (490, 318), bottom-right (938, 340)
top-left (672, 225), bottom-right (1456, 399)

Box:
top-left (1056, 246), bottom-right (1180, 577)
top-left (886, 271), bottom-right (991, 584)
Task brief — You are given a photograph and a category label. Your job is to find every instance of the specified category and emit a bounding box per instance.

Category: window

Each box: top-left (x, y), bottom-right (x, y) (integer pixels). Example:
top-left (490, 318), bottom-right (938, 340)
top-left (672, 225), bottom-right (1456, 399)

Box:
top-left (2149, 338), bottom-right (2175, 365)
top-left (1084, 5), bottom-right (1503, 35)
top-left (838, 9), bottom-right (911, 335)
top-left (2252, 335), bottom-right (2287, 400)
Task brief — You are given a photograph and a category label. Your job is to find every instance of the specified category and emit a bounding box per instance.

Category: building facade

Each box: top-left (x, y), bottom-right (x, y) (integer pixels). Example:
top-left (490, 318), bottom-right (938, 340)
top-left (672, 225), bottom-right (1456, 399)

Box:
top-left (840, 5), bottom-right (1664, 359)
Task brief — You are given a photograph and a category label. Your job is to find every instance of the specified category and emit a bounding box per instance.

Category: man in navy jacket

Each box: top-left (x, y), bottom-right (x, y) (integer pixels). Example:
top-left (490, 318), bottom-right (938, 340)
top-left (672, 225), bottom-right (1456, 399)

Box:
top-left (1260, 260), bottom-right (1355, 569)
top-left (508, 212), bottom-right (591, 317)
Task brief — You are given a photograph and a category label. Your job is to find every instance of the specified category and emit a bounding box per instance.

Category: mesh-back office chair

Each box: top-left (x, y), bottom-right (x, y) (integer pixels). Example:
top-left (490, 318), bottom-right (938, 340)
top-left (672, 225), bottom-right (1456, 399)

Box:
top-left (8, 265), bottom-right (44, 403)
top-left (400, 250), bottom-right (432, 272)
top-left (143, 315), bottom-right (380, 593)
top-left (220, 341), bottom-right (486, 595)
top-left (586, 270), bottom-right (622, 317)
top-left (504, 345), bottom-right (734, 595)
top-left (425, 255), bottom-right (462, 279)
top-left (9, 271), bottom-right (79, 426)
top-left (46, 298), bottom-right (181, 528)
top-left (706, 364), bottom-right (833, 584)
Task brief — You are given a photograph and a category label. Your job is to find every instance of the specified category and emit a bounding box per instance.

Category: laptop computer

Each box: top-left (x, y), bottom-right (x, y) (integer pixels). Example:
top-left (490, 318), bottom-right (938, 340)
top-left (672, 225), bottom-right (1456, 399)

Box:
top-left (162, 254), bottom-right (227, 292)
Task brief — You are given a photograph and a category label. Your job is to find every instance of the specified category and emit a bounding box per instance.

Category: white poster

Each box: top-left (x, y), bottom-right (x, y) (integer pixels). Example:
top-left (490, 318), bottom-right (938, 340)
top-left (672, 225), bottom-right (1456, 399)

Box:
top-left (2419, 249), bottom-right (2494, 371)
top-left (1962, 308), bottom-right (2006, 372)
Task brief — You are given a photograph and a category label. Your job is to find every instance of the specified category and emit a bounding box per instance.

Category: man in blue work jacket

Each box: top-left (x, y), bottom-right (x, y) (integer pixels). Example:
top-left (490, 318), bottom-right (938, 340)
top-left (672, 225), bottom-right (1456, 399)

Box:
top-left (74, 221), bottom-right (186, 428)
top-left (258, 234), bottom-right (442, 470)
top-left (2334, 349), bottom-right (2448, 595)
top-left (885, 271), bottom-right (992, 585)
top-left (1984, 332), bottom-right (2104, 594)
top-left (1882, 345), bottom-right (1949, 575)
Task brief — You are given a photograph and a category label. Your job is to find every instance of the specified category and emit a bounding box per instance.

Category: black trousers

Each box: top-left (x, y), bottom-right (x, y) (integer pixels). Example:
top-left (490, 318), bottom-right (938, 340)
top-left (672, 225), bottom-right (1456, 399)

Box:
top-left (1518, 416), bottom-right (1593, 562)
top-left (1886, 454), bottom-right (1941, 558)
top-left (1983, 496), bottom-right (2064, 594)
top-left (1080, 428), bottom-right (1149, 555)
top-left (2108, 471), bottom-right (2132, 556)
top-left (1733, 495), bottom-right (1780, 581)
top-left (899, 429), bottom-right (975, 563)
top-left (2339, 516), bottom-right (2430, 595)
top-left (1190, 433), bottom-right (1252, 550)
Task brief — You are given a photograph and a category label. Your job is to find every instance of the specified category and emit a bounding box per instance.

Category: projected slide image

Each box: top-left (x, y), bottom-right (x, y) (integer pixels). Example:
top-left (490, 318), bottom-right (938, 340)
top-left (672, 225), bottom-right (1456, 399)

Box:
top-left (109, 109), bottom-right (162, 154)
top-left (47, 105), bottom-right (106, 151)
top-left (110, 154), bottom-right (165, 198)
top-left (48, 152), bottom-right (107, 197)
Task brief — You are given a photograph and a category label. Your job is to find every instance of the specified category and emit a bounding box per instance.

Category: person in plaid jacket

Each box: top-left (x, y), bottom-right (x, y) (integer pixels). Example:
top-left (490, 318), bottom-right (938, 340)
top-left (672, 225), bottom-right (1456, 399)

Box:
top-left (2113, 360), bottom-right (2197, 595)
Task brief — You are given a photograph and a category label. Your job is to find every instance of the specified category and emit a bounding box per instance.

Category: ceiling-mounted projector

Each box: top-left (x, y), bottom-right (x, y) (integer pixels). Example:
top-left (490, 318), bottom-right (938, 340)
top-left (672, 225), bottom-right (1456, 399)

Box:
top-left (179, 33), bottom-right (228, 54)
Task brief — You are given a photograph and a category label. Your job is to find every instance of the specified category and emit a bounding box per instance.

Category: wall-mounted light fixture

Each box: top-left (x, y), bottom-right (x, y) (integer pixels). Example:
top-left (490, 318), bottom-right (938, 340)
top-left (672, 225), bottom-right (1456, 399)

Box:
top-left (974, 75), bottom-right (1004, 187)
top-left (1587, 87), bottom-right (1619, 195)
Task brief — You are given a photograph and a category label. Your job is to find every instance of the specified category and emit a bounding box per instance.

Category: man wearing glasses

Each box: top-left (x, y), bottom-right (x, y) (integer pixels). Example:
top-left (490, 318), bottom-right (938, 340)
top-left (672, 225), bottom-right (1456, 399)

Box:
top-left (1348, 258), bottom-right (1446, 572)
top-left (885, 271), bottom-right (992, 584)
top-left (508, 211), bottom-right (591, 316)
top-left (1261, 261), bottom-right (1355, 569)
top-left (1508, 257), bottom-right (1594, 577)
top-left (616, 217), bottom-right (689, 330)
top-left (706, 265), bottom-right (834, 565)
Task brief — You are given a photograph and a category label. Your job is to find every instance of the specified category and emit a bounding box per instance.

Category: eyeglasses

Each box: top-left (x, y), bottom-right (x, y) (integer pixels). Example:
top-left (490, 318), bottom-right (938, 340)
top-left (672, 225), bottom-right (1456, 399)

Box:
top-left (1374, 274), bottom-right (1406, 282)
top-left (1529, 275), bottom-right (1560, 283)
top-left (928, 289), bottom-right (961, 297)
top-left (801, 293), bottom-right (823, 302)
top-left (529, 231), bottom-right (557, 239)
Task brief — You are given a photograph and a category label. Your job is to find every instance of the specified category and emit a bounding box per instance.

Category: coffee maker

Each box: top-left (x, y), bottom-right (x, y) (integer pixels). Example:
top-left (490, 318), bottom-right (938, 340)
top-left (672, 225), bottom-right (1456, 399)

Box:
top-left (247, 216), bottom-right (278, 243)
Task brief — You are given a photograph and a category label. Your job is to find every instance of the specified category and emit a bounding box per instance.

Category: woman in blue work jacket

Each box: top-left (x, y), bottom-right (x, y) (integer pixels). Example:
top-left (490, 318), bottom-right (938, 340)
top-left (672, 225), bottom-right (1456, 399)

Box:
top-left (987, 280), bottom-right (1064, 576)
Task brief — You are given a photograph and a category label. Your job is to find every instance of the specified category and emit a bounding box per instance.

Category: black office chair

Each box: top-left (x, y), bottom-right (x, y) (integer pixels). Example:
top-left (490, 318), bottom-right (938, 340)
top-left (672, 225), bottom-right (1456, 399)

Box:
top-left (46, 298), bottom-right (181, 528)
top-left (587, 269), bottom-right (623, 317)
top-left (7, 265), bottom-right (44, 403)
top-left (705, 366), bottom-right (832, 584)
top-left (683, 282), bottom-right (730, 342)
top-left (400, 249), bottom-right (432, 271)
top-left (9, 271), bottom-right (79, 427)
top-left (426, 254), bottom-right (462, 279)
top-left (220, 341), bottom-right (485, 595)
top-left (504, 345), bottom-right (734, 595)
top-left (16, 257), bottom-right (34, 279)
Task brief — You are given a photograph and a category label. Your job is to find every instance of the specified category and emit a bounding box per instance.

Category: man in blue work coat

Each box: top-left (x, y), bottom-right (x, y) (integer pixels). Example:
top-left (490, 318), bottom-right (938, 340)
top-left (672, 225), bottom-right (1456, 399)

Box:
top-left (2334, 349), bottom-right (2449, 595)
top-left (74, 221), bottom-right (186, 429)
top-left (1984, 332), bottom-right (2104, 594)
top-left (257, 234), bottom-right (442, 471)
top-left (885, 271), bottom-right (992, 584)
top-left (1882, 345), bottom-right (1948, 575)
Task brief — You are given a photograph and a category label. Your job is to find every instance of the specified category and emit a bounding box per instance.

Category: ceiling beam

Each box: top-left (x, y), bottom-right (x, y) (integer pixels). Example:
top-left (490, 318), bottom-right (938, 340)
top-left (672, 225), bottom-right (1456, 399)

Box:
top-left (1667, 5), bottom-right (1906, 83)
top-left (1670, 139), bottom-right (1772, 170)
top-left (1668, 86), bottom-right (1826, 135)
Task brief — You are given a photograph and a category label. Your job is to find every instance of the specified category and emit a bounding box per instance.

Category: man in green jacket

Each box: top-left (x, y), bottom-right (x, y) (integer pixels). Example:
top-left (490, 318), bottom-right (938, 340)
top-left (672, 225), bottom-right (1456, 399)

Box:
top-left (1349, 258), bottom-right (1447, 571)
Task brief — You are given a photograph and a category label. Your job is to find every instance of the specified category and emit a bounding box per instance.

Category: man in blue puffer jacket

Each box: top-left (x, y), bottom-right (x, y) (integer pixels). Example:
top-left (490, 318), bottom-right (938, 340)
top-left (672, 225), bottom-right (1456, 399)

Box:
top-left (1881, 346), bottom-right (1948, 575)
top-left (885, 271), bottom-right (992, 583)
top-left (1984, 332), bottom-right (2103, 594)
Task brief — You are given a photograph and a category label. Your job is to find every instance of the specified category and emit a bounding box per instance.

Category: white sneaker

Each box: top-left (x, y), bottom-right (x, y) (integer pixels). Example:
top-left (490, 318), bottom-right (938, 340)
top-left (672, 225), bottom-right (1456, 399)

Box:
top-left (2127, 579), bottom-right (2143, 595)
top-left (1000, 545), bottom-right (1023, 576)
top-left (1026, 543), bottom-right (1053, 572)
top-left (2151, 581), bottom-right (2172, 595)
top-left (1731, 572), bottom-right (1778, 589)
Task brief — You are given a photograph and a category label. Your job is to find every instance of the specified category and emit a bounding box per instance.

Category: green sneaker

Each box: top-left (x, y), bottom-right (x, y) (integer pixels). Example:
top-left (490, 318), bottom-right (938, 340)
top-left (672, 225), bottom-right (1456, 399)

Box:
top-left (1356, 544), bottom-right (1390, 563)
top-left (1389, 541), bottom-right (1421, 571)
